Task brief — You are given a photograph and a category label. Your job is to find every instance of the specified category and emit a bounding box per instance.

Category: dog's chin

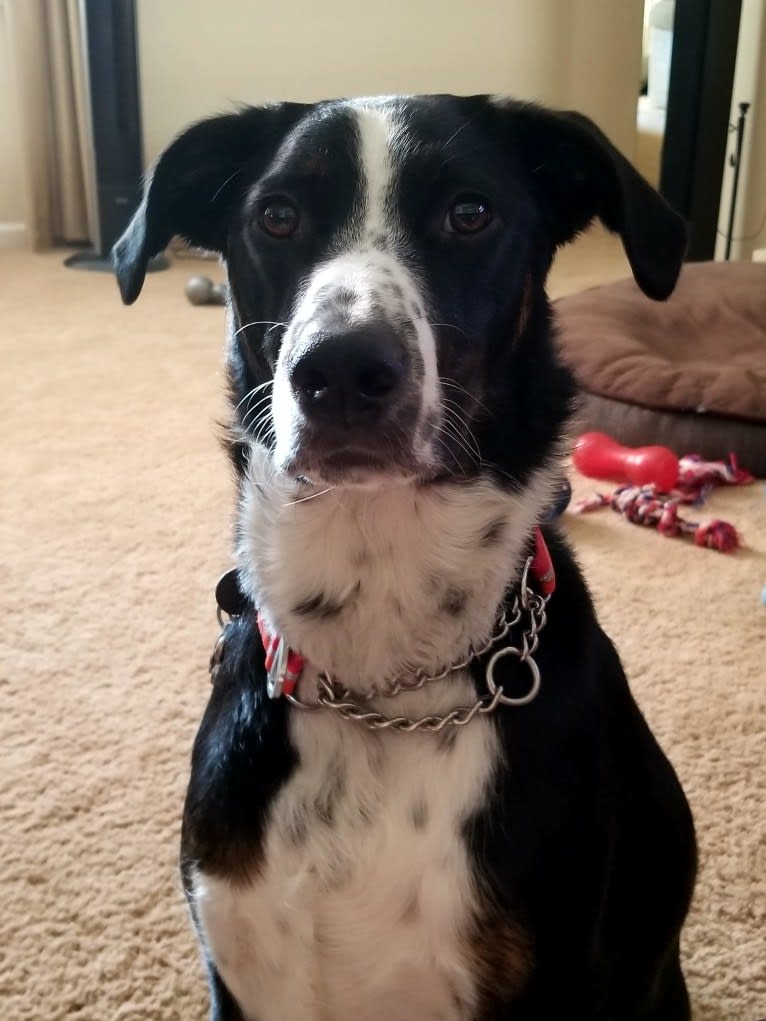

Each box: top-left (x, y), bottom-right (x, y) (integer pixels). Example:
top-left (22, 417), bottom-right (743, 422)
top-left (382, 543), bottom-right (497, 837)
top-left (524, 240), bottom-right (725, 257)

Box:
top-left (278, 446), bottom-right (433, 490)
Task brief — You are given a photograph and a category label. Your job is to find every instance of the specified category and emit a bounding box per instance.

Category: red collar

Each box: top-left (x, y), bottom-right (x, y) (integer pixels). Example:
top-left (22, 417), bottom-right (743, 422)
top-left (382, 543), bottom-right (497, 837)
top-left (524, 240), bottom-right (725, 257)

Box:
top-left (257, 526), bottom-right (555, 700)
top-left (531, 525), bottom-right (556, 597)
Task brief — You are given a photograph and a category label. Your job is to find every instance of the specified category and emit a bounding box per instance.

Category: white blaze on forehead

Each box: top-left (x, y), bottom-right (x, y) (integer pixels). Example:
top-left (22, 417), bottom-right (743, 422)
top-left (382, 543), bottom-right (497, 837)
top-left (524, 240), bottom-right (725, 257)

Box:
top-left (352, 101), bottom-right (399, 238)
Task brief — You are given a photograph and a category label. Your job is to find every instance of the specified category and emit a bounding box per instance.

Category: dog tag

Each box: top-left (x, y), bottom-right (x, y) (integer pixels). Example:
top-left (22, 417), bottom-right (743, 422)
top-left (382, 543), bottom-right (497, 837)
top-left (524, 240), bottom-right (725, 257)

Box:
top-left (215, 569), bottom-right (248, 617)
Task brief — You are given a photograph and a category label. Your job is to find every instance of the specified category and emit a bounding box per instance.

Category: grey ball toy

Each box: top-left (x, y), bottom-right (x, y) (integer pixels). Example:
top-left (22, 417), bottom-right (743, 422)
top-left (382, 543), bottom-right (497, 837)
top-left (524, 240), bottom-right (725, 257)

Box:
top-left (185, 276), bottom-right (228, 306)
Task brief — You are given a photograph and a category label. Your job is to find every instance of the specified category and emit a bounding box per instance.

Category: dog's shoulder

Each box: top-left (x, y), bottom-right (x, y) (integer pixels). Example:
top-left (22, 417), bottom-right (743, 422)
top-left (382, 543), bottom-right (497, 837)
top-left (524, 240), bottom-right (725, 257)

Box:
top-left (534, 526), bottom-right (627, 690)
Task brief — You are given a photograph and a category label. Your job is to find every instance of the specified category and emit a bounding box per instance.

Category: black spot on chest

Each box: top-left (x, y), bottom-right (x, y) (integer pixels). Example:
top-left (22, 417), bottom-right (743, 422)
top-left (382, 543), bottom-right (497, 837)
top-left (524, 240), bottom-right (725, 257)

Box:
top-left (292, 591), bottom-right (347, 619)
top-left (410, 797), bottom-right (429, 830)
top-left (313, 765), bottom-right (347, 826)
top-left (334, 286), bottom-right (356, 306)
top-left (400, 888), bottom-right (421, 922)
top-left (352, 547), bottom-right (370, 568)
top-left (437, 727), bottom-right (458, 753)
top-left (284, 812), bottom-right (309, 847)
top-left (480, 518), bottom-right (507, 547)
top-left (440, 587), bottom-right (469, 616)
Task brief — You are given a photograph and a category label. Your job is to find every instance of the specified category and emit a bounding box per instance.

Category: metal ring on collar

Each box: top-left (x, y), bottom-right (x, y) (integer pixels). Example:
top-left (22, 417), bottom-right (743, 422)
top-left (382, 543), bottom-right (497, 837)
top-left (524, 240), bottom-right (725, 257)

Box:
top-left (485, 645), bottom-right (541, 707)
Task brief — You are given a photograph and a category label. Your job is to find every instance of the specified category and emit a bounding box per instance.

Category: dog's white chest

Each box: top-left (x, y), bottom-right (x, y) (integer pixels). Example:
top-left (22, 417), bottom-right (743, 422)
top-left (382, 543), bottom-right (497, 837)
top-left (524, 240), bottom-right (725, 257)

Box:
top-left (194, 685), bottom-right (496, 1021)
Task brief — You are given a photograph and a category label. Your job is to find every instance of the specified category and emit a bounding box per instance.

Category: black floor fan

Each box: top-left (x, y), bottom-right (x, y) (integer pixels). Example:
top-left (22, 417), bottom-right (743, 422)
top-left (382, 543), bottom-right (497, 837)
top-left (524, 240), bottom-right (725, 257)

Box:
top-left (65, 0), bottom-right (167, 275)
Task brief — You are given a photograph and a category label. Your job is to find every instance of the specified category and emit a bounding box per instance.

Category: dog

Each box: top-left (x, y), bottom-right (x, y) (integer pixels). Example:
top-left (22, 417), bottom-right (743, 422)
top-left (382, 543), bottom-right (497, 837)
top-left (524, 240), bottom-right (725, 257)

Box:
top-left (114, 94), bottom-right (697, 1021)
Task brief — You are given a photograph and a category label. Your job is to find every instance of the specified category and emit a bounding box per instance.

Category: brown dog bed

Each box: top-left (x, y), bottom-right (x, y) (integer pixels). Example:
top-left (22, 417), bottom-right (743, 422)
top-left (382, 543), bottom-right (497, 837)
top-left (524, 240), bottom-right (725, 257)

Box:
top-left (555, 261), bottom-right (766, 476)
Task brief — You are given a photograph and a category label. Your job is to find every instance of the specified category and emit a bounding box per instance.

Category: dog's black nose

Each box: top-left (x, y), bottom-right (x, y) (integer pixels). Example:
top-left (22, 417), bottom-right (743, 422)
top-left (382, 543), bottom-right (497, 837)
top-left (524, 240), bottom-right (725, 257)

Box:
top-left (289, 326), bottom-right (407, 427)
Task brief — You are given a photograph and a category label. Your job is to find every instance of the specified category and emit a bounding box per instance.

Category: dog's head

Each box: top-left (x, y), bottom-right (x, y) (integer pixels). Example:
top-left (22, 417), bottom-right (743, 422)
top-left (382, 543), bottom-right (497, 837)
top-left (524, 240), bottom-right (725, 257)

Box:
top-left (115, 96), bottom-right (685, 490)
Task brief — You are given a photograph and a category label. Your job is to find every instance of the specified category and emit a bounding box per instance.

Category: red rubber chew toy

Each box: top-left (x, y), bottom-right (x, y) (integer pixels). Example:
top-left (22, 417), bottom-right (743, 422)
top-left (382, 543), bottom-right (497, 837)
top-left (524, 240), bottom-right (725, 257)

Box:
top-left (573, 432), bottom-right (679, 492)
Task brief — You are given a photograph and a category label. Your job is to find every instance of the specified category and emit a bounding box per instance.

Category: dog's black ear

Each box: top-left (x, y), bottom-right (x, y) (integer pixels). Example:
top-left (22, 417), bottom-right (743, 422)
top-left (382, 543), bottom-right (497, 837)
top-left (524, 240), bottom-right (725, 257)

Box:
top-left (498, 102), bottom-right (686, 300)
top-left (112, 103), bottom-right (309, 304)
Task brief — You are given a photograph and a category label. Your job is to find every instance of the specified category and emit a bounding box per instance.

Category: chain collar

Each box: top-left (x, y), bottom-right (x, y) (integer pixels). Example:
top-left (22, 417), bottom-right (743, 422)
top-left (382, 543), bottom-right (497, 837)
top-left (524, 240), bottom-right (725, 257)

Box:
top-left (285, 557), bottom-right (548, 732)
top-left (211, 555), bottom-right (550, 733)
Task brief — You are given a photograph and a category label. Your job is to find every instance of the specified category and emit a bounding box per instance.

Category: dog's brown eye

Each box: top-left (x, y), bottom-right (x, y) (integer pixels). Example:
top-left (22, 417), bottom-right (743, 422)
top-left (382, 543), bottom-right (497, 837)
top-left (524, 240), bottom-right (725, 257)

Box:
top-left (259, 200), bottom-right (299, 238)
top-left (447, 196), bottom-right (492, 235)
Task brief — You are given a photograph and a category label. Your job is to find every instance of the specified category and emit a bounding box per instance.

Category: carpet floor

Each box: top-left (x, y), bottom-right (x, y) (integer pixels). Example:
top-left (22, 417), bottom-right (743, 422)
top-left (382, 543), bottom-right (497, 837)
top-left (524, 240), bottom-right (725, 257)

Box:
top-left (1, 240), bottom-right (764, 1020)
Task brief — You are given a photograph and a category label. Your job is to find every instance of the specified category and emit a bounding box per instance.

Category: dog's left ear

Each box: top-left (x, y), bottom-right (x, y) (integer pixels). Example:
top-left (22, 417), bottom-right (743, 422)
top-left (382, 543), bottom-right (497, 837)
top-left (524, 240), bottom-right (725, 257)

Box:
top-left (112, 102), bottom-right (309, 304)
top-left (496, 102), bottom-right (686, 300)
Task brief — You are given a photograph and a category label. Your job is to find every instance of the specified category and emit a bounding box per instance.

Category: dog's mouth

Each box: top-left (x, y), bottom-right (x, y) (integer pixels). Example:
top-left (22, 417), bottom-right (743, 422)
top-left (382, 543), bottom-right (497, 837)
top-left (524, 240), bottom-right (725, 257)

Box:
top-left (270, 370), bottom-right (434, 487)
top-left (267, 389), bottom-right (477, 489)
top-left (319, 449), bottom-right (390, 473)
top-left (284, 439), bottom-right (424, 487)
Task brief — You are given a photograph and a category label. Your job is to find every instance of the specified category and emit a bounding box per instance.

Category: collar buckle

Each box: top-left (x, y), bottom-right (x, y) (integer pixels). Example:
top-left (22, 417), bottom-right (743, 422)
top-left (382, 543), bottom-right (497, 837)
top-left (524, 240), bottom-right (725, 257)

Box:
top-left (266, 638), bottom-right (290, 699)
top-left (257, 614), bottom-right (305, 698)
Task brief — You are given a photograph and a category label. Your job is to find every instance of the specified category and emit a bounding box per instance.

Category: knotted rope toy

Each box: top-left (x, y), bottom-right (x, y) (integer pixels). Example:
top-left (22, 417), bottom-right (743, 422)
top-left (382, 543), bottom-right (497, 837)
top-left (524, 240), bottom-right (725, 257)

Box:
top-left (573, 436), bottom-right (754, 553)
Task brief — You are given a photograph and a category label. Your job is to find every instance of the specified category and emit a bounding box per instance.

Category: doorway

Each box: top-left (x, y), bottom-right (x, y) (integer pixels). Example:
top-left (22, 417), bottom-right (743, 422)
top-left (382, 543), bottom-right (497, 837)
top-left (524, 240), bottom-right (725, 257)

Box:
top-left (658, 0), bottom-right (743, 260)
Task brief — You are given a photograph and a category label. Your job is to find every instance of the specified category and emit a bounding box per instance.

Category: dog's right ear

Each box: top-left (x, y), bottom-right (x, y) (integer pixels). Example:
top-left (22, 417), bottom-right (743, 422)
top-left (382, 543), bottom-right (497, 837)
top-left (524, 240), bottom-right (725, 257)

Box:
top-left (112, 103), bottom-right (309, 304)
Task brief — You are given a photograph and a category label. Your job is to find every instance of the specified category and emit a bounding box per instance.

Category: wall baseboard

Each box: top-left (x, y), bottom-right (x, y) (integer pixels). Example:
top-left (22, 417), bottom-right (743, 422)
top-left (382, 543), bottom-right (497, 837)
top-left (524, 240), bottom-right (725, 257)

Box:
top-left (0, 223), bottom-right (30, 249)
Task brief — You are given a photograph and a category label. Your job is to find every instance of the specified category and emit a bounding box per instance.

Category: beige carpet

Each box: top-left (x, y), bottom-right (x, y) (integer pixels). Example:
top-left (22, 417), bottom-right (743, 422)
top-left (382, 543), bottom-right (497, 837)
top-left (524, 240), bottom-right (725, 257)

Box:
top-left (1, 237), bottom-right (764, 1021)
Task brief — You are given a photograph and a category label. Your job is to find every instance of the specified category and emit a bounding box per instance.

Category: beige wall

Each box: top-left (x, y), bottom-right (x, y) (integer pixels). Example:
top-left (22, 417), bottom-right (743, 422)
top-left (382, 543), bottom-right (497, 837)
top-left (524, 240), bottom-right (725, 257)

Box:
top-left (1, 1), bottom-right (647, 247)
top-left (0, 6), bottom-right (28, 243)
top-left (716, 0), bottom-right (766, 260)
top-left (137, 0), bottom-right (644, 165)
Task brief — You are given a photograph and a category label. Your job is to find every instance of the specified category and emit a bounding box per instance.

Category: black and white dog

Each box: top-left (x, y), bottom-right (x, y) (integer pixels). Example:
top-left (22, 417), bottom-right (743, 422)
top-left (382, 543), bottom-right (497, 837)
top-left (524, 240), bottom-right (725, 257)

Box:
top-left (114, 94), bottom-right (696, 1020)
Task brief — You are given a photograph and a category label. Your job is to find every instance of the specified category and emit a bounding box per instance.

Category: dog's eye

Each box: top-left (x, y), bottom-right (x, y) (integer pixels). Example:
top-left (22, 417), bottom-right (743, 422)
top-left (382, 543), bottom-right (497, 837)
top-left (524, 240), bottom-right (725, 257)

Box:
top-left (258, 200), bottom-right (299, 238)
top-left (446, 195), bottom-right (492, 235)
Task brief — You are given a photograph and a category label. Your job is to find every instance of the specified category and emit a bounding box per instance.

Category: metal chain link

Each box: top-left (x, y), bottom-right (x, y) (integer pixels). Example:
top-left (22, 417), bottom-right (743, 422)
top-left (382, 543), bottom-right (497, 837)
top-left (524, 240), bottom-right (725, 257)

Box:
top-left (315, 598), bottom-right (522, 706)
top-left (284, 557), bottom-right (549, 732)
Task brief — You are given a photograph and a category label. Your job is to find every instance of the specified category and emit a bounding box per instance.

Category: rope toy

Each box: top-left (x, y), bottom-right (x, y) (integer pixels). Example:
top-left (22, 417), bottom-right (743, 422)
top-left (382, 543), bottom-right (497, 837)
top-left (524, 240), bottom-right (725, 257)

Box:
top-left (574, 453), bottom-right (754, 553)
top-left (675, 453), bottom-right (753, 499)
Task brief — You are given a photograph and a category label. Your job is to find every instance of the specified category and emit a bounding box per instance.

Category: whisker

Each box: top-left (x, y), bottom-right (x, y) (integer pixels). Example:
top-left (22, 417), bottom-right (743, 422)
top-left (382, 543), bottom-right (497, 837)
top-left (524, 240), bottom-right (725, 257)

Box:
top-left (234, 379), bottom-right (273, 414)
top-left (423, 321), bottom-right (471, 341)
top-left (444, 412), bottom-right (481, 462)
top-left (250, 409), bottom-right (276, 446)
top-left (233, 320), bottom-right (288, 338)
top-left (441, 401), bottom-right (481, 455)
top-left (441, 397), bottom-right (473, 421)
top-left (283, 485), bottom-right (336, 507)
top-left (436, 415), bottom-right (480, 469)
top-left (440, 376), bottom-right (492, 416)
top-left (254, 427), bottom-right (276, 450)
top-left (439, 119), bottom-right (472, 152)
top-left (244, 403), bottom-right (269, 433)
top-left (433, 423), bottom-right (473, 475)
top-left (211, 169), bottom-right (241, 202)
top-left (242, 396), bottom-right (274, 431)
top-left (241, 391), bottom-right (273, 417)
top-left (443, 426), bottom-right (481, 466)
top-left (234, 388), bottom-right (258, 415)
